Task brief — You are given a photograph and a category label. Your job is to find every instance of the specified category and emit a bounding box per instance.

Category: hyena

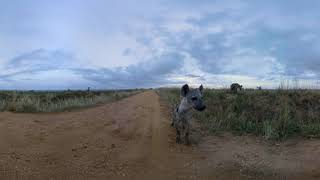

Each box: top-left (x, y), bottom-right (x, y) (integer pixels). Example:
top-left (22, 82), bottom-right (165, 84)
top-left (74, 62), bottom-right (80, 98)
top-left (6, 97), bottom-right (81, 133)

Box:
top-left (172, 84), bottom-right (206, 144)
top-left (230, 83), bottom-right (243, 93)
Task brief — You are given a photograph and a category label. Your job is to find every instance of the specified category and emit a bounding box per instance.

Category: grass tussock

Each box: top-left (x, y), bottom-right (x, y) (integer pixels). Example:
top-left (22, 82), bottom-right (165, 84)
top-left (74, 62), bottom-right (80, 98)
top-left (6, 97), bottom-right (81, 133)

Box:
top-left (158, 88), bottom-right (320, 140)
top-left (0, 90), bottom-right (141, 113)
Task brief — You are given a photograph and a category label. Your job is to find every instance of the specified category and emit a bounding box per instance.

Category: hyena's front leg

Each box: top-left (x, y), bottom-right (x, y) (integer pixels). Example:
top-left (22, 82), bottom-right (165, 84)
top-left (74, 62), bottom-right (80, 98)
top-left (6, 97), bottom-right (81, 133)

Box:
top-left (176, 128), bottom-right (182, 144)
top-left (184, 123), bottom-right (191, 145)
top-left (185, 132), bottom-right (190, 145)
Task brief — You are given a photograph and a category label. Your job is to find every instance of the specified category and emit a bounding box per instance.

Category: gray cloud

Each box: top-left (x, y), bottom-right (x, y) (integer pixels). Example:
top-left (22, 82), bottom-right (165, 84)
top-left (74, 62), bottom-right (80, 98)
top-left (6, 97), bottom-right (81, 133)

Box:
top-left (74, 52), bottom-right (185, 88)
top-left (7, 49), bottom-right (75, 71)
top-left (0, 49), bottom-right (185, 89)
top-left (131, 0), bottom-right (320, 82)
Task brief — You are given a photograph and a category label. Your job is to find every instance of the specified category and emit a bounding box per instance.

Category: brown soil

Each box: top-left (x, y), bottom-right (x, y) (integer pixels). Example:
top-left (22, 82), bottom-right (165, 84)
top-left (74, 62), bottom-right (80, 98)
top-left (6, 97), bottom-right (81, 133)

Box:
top-left (0, 91), bottom-right (320, 180)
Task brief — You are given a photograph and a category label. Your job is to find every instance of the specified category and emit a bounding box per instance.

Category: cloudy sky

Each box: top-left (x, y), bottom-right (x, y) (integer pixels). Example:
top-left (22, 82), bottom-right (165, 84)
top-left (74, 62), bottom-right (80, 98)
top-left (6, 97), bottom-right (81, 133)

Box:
top-left (0, 0), bottom-right (319, 89)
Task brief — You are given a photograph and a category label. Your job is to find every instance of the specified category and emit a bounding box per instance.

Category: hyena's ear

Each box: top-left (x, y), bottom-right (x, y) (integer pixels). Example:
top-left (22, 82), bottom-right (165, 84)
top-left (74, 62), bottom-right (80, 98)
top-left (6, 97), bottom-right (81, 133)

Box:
top-left (199, 84), bottom-right (203, 93)
top-left (181, 84), bottom-right (189, 97)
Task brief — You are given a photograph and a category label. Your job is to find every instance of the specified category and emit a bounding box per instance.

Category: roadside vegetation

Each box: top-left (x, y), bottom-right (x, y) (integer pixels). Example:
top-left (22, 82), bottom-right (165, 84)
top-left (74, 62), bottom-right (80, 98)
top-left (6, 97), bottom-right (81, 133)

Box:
top-left (158, 88), bottom-right (320, 140)
top-left (0, 89), bottom-right (141, 113)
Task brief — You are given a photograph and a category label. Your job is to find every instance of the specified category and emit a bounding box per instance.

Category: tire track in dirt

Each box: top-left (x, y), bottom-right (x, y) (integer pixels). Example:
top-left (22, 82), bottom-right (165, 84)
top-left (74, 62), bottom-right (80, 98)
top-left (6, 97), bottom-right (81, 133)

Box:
top-left (1, 91), bottom-right (320, 179)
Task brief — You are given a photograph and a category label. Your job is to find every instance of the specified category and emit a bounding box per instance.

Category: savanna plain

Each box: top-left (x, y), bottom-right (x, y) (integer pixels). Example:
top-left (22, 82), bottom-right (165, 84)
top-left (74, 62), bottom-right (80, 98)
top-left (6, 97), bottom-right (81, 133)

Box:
top-left (0, 88), bottom-right (320, 179)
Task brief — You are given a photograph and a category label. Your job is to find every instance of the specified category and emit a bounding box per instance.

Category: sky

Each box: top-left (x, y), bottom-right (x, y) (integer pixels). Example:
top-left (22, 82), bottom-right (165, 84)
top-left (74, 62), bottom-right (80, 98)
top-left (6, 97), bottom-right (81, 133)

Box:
top-left (0, 0), bottom-right (320, 89)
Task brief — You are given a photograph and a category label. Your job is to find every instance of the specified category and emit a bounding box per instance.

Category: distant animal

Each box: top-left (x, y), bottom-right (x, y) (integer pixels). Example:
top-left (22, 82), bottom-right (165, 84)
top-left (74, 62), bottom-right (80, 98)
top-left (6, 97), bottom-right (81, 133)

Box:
top-left (171, 84), bottom-right (206, 145)
top-left (230, 83), bottom-right (243, 93)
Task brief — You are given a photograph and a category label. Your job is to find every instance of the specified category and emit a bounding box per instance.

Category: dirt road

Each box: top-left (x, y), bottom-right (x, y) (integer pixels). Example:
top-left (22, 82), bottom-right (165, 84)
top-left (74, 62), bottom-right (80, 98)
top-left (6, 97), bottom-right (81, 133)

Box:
top-left (0, 91), bottom-right (320, 179)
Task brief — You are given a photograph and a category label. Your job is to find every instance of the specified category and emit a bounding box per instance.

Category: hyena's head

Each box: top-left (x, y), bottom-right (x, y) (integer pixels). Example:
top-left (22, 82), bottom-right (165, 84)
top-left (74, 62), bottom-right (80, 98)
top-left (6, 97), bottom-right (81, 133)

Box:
top-left (181, 84), bottom-right (206, 111)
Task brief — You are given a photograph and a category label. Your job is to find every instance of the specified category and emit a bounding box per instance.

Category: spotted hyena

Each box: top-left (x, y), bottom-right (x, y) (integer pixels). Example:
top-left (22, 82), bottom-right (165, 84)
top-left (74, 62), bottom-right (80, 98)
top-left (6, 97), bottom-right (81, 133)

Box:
top-left (172, 84), bottom-right (206, 145)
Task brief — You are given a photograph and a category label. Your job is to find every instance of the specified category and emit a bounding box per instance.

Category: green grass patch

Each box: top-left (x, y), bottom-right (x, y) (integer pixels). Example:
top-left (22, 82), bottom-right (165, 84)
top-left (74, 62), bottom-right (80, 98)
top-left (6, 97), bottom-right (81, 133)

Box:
top-left (0, 89), bottom-right (141, 113)
top-left (158, 88), bottom-right (320, 140)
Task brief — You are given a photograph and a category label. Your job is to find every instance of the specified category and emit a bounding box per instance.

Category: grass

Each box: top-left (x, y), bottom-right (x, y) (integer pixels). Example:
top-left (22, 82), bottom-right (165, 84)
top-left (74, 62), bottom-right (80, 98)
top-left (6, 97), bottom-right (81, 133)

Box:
top-left (0, 89), bottom-right (141, 113)
top-left (157, 88), bottom-right (320, 140)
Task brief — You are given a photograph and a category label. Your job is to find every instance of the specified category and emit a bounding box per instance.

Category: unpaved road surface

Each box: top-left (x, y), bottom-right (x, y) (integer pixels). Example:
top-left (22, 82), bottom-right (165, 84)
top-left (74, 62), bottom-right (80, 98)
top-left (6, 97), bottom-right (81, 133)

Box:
top-left (1, 91), bottom-right (320, 179)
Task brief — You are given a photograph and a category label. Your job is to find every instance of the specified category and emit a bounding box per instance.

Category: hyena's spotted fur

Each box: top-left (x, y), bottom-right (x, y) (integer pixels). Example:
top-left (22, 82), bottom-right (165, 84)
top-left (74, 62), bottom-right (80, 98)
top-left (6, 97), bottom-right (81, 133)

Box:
top-left (172, 84), bottom-right (206, 144)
